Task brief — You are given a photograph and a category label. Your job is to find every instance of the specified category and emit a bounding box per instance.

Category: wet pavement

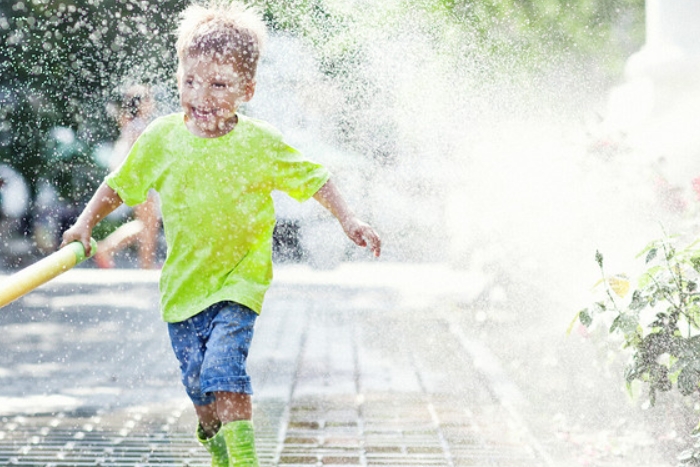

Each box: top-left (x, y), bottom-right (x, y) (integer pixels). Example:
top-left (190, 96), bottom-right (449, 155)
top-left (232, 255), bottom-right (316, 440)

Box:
top-left (0, 263), bottom-right (677, 466)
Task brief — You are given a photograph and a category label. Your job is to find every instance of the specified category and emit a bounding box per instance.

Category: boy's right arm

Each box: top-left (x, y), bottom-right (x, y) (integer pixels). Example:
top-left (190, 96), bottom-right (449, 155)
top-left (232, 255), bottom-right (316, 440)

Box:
top-left (60, 182), bottom-right (123, 255)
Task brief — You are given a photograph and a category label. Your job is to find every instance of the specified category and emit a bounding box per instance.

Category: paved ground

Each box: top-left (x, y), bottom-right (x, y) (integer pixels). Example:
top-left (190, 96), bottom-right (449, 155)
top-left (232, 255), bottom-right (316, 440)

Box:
top-left (0, 263), bottom-right (683, 466)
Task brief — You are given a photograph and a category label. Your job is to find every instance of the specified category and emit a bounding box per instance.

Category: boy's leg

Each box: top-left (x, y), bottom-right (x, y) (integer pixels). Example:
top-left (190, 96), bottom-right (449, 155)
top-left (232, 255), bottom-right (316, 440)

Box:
top-left (195, 414), bottom-right (229, 467)
top-left (195, 401), bottom-right (222, 438)
top-left (215, 392), bottom-right (258, 466)
top-left (219, 418), bottom-right (259, 467)
top-left (195, 393), bottom-right (255, 467)
top-left (194, 401), bottom-right (230, 467)
top-left (168, 307), bottom-right (228, 466)
top-left (199, 303), bottom-right (259, 466)
top-left (215, 391), bottom-right (252, 422)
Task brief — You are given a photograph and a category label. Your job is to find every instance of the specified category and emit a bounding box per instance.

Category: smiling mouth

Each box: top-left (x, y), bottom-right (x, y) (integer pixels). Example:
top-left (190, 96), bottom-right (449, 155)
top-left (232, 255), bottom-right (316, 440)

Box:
top-left (191, 107), bottom-right (215, 120)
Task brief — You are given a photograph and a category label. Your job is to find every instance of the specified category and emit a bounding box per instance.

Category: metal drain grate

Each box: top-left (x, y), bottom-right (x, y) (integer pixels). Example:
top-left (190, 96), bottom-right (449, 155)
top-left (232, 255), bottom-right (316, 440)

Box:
top-left (0, 408), bottom-right (206, 467)
top-left (0, 401), bottom-right (281, 467)
top-left (276, 394), bottom-right (544, 467)
top-left (0, 394), bottom-right (545, 467)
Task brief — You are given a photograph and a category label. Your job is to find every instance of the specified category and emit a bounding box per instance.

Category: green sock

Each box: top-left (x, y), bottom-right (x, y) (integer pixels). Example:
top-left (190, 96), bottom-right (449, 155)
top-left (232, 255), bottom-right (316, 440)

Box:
top-left (196, 424), bottom-right (229, 467)
top-left (220, 420), bottom-right (259, 467)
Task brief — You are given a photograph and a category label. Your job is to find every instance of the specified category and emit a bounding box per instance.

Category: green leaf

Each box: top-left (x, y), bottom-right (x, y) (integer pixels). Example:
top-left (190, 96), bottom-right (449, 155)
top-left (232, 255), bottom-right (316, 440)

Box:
top-left (609, 315), bottom-right (621, 333)
top-left (650, 364), bottom-right (672, 392)
top-left (642, 332), bottom-right (673, 359)
top-left (687, 336), bottom-right (700, 352)
top-left (678, 368), bottom-right (700, 396)
top-left (595, 250), bottom-right (603, 268)
top-left (608, 313), bottom-right (639, 336)
top-left (620, 314), bottom-right (639, 333)
top-left (678, 448), bottom-right (695, 462)
top-left (636, 240), bottom-right (659, 259)
top-left (567, 310), bottom-right (589, 335)
top-left (665, 245), bottom-right (676, 261)
top-left (578, 309), bottom-right (592, 327)
top-left (629, 290), bottom-right (646, 311)
top-left (645, 247), bottom-right (658, 264)
top-left (625, 362), bottom-right (644, 383)
top-left (642, 265), bottom-right (664, 282)
top-left (609, 314), bottom-right (638, 334)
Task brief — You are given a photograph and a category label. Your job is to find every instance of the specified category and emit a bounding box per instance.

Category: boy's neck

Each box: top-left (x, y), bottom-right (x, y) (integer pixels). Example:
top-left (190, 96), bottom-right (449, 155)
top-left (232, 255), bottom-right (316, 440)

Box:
top-left (184, 113), bottom-right (239, 138)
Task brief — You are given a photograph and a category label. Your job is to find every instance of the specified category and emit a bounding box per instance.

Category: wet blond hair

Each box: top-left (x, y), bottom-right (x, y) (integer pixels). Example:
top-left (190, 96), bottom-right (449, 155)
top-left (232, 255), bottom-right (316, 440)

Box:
top-left (175, 1), bottom-right (267, 81)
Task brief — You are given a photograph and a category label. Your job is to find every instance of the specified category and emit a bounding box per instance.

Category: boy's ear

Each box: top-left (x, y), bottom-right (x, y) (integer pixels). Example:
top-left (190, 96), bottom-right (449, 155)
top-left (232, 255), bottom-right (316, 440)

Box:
top-left (243, 80), bottom-right (256, 102)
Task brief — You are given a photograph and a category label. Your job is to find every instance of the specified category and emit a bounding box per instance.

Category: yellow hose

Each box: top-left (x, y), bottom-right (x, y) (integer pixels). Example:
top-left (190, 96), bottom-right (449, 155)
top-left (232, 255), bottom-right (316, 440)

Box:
top-left (0, 240), bottom-right (97, 308)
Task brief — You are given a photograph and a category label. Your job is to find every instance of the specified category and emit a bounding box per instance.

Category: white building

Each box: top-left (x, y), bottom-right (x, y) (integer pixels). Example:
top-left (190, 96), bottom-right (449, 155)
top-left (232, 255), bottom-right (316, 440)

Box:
top-left (603, 0), bottom-right (700, 204)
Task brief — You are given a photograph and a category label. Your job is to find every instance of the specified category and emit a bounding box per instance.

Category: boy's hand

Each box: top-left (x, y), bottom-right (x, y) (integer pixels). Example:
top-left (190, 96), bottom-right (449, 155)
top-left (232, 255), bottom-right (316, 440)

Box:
top-left (342, 217), bottom-right (381, 258)
top-left (61, 223), bottom-right (94, 256)
top-left (58, 182), bottom-right (123, 256)
top-left (312, 179), bottom-right (381, 257)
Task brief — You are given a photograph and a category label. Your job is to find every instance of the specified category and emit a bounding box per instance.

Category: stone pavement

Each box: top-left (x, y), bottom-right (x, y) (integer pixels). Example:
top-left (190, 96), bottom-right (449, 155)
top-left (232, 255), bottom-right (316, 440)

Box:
top-left (0, 263), bottom-right (556, 467)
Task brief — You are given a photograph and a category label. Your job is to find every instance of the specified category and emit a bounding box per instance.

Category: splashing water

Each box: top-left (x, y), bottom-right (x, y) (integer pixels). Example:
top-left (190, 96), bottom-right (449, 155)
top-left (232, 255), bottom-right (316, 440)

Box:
top-left (1, 0), bottom-right (660, 285)
top-left (0, 3), bottom-right (680, 305)
top-left (244, 2), bottom-right (667, 310)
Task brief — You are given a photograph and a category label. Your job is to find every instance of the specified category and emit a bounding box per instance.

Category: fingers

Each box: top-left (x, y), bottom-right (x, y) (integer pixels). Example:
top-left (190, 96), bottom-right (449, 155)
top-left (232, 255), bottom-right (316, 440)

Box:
top-left (59, 234), bottom-right (72, 250)
top-left (371, 236), bottom-right (381, 257)
top-left (61, 231), bottom-right (92, 256)
top-left (353, 225), bottom-right (381, 258)
top-left (365, 230), bottom-right (381, 257)
top-left (82, 238), bottom-right (93, 257)
top-left (341, 218), bottom-right (381, 258)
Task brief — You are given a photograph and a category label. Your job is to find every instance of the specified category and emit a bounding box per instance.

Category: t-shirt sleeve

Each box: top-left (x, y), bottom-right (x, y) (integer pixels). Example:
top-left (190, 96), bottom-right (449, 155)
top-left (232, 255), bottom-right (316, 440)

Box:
top-left (105, 124), bottom-right (162, 206)
top-left (273, 142), bottom-right (331, 202)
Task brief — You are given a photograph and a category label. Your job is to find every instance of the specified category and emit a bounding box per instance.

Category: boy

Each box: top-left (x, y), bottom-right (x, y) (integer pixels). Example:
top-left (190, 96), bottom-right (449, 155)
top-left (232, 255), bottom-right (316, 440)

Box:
top-left (60, 1), bottom-right (381, 466)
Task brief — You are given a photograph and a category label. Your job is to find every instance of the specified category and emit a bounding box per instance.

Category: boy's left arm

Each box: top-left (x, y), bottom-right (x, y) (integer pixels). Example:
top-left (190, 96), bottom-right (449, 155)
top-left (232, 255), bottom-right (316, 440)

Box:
top-left (313, 179), bottom-right (381, 257)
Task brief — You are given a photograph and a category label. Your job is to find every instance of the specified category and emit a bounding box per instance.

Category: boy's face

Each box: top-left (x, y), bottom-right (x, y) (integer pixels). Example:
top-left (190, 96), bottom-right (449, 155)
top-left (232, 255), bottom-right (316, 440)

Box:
top-left (178, 54), bottom-right (256, 138)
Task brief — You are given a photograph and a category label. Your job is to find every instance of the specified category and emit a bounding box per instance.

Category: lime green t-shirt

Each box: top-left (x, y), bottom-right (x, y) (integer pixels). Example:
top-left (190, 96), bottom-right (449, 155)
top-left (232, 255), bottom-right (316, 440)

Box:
top-left (106, 113), bottom-right (330, 323)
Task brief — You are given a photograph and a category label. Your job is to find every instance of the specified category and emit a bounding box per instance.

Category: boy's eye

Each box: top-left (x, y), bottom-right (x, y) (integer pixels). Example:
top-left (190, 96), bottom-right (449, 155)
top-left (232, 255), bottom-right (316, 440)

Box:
top-left (212, 82), bottom-right (228, 89)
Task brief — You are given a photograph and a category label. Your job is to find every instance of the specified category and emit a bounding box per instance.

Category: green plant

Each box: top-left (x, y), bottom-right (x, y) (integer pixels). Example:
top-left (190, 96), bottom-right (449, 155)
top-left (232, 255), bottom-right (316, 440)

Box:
top-left (578, 235), bottom-right (700, 465)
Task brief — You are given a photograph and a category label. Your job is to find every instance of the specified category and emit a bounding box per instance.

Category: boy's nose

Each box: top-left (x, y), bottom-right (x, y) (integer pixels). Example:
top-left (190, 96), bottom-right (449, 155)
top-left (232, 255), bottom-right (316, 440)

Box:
top-left (193, 86), bottom-right (213, 102)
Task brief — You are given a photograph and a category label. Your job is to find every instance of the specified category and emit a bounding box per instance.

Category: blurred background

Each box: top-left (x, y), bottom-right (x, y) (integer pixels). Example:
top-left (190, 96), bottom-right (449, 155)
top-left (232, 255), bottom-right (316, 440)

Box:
top-left (0, 0), bottom-right (657, 271)
top-left (2, 0), bottom-right (700, 307)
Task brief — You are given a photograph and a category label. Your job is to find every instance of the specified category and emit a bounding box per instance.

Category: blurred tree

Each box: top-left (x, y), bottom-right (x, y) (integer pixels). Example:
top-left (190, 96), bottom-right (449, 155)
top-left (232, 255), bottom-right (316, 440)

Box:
top-left (248, 0), bottom-right (644, 165)
top-left (0, 0), bottom-right (186, 238)
top-left (250, 0), bottom-right (644, 72)
top-left (432, 0), bottom-right (645, 64)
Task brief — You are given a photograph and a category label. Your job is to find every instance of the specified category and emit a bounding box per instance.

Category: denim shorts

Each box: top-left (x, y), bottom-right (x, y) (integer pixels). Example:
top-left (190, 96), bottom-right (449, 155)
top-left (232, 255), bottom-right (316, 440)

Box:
top-left (167, 301), bottom-right (257, 406)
